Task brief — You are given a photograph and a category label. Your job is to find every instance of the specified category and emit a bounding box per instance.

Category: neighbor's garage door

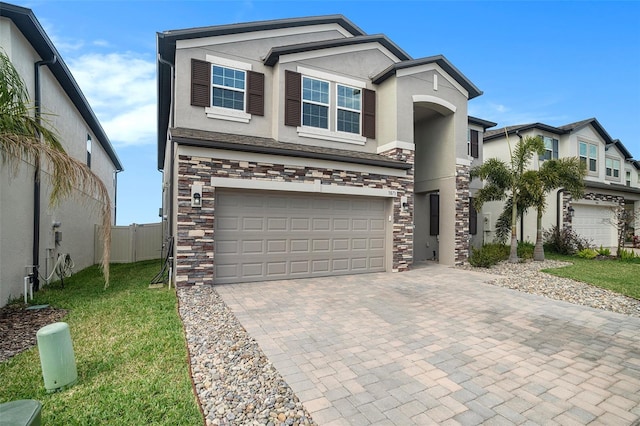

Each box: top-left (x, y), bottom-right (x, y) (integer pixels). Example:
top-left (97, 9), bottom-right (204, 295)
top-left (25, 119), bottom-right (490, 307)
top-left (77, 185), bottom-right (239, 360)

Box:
top-left (214, 190), bottom-right (387, 284)
top-left (572, 204), bottom-right (616, 248)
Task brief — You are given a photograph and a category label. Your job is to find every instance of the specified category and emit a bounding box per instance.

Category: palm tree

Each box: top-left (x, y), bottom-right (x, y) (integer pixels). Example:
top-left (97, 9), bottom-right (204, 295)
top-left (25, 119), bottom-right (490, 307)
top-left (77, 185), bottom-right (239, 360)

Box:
top-left (471, 134), bottom-right (545, 263)
top-left (521, 158), bottom-right (586, 261)
top-left (0, 49), bottom-right (112, 287)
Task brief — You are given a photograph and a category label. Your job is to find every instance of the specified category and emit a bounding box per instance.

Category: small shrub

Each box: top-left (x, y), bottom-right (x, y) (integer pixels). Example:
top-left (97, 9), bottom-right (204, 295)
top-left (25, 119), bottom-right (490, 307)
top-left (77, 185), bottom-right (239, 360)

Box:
top-left (619, 248), bottom-right (639, 261)
top-left (577, 248), bottom-right (597, 259)
top-left (544, 225), bottom-right (593, 255)
top-left (596, 246), bottom-right (611, 257)
top-left (469, 243), bottom-right (509, 268)
top-left (517, 241), bottom-right (535, 260)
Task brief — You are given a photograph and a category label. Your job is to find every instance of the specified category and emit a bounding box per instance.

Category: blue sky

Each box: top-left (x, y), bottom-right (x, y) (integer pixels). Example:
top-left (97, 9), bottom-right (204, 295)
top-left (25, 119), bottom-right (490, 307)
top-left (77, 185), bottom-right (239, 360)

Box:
top-left (12, 0), bottom-right (640, 225)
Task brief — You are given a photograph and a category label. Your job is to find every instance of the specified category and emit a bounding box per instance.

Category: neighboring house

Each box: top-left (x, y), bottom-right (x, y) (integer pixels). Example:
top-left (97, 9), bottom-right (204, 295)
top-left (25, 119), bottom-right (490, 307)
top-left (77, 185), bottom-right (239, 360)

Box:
top-left (0, 3), bottom-right (123, 306)
top-left (468, 116), bottom-right (497, 250)
top-left (482, 118), bottom-right (640, 248)
top-left (157, 15), bottom-right (485, 286)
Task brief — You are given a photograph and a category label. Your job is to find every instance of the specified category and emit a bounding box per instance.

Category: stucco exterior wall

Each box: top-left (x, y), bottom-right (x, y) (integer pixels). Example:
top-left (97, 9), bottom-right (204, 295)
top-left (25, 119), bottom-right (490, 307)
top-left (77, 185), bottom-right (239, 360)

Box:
top-left (0, 18), bottom-right (118, 305)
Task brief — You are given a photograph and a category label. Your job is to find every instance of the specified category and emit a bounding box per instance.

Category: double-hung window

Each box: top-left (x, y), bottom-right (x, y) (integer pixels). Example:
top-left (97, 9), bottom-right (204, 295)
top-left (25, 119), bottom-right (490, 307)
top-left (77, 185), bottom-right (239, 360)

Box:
top-left (337, 85), bottom-right (361, 134)
top-left (302, 77), bottom-right (329, 129)
top-left (626, 170), bottom-right (631, 186)
top-left (579, 141), bottom-right (597, 173)
top-left (540, 136), bottom-right (559, 161)
top-left (212, 66), bottom-right (245, 111)
top-left (605, 157), bottom-right (620, 179)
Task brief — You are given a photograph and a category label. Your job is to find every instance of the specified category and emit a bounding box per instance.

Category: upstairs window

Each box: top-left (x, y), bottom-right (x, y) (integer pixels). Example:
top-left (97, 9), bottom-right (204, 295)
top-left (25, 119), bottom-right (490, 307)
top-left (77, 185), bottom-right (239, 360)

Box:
top-left (468, 129), bottom-right (479, 158)
top-left (579, 141), bottom-right (597, 173)
top-left (540, 136), bottom-right (559, 161)
top-left (86, 134), bottom-right (92, 168)
top-left (626, 170), bottom-right (631, 186)
top-left (212, 66), bottom-right (245, 111)
top-left (302, 77), bottom-right (329, 129)
top-left (337, 85), bottom-right (361, 134)
top-left (190, 58), bottom-right (264, 122)
top-left (285, 70), bottom-right (375, 144)
top-left (605, 157), bottom-right (620, 179)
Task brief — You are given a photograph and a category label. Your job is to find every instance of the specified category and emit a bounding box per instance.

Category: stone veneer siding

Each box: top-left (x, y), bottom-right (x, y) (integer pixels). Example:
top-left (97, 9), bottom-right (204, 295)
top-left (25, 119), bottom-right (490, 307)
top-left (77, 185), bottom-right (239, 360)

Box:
top-left (175, 149), bottom-right (414, 286)
top-left (455, 163), bottom-right (471, 265)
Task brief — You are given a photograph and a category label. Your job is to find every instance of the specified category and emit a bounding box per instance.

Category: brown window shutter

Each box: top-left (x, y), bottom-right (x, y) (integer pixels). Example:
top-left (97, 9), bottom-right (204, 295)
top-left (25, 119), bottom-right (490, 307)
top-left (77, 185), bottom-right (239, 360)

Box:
top-left (469, 197), bottom-right (477, 235)
top-left (246, 70), bottom-right (264, 116)
top-left (362, 89), bottom-right (376, 139)
top-left (429, 193), bottom-right (439, 236)
top-left (191, 59), bottom-right (210, 107)
top-left (284, 70), bottom-right (301, 127)
top-left (470, 129), bottom-right (479, 158)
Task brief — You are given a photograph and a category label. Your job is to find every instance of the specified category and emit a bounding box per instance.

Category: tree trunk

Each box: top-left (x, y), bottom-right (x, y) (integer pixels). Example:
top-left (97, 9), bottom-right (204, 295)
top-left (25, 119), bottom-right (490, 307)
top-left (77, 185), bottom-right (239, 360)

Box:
top-left (509, 199), bottom-right (519, 263)
top-left (533, 209), bottom-right (545, 261)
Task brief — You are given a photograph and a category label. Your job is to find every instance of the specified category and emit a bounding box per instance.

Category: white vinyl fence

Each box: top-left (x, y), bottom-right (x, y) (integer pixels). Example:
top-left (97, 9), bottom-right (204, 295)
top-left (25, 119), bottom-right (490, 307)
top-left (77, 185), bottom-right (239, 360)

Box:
top-left (94, 222), bottom-right (163, 264)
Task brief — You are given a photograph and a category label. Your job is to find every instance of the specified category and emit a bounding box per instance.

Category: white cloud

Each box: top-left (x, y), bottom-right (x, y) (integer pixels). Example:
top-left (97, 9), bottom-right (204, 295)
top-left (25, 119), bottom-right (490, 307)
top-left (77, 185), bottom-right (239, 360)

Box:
top-left (66, 52), bottom-right (156, 147)
top-left (470, 100), bottom-right (569, 128)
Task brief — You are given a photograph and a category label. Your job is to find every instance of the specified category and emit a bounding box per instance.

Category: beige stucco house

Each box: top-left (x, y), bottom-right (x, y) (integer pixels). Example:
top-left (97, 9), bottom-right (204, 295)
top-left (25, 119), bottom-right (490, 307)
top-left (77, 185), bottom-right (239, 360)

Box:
top-left (482, 118), bottom-right (640, 248)
top-left (157, 15), bottom-right (490, 286)
top-left (0, 3), bottom-right (123, 306)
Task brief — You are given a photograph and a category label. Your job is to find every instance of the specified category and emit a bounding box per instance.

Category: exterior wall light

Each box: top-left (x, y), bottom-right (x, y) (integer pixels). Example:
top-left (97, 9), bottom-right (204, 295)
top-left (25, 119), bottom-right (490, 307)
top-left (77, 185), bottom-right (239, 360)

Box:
top-left (567, 205), bottom-right (575, 217)
top-left (191, 184), bottom-right (203, 208)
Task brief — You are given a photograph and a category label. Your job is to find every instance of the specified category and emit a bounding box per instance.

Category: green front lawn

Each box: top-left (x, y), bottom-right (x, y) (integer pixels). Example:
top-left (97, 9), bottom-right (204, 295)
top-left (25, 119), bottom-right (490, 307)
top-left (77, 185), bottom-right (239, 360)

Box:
top-left (543, 252), bottom-right (640, 300)
top-left (0, 260), bottom-right (202, 425)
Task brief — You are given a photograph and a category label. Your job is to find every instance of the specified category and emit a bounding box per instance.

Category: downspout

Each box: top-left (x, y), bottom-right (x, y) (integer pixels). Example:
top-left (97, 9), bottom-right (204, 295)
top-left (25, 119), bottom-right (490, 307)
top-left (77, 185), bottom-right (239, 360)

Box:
top-left (515, 130), bottom-right (524, 243)
top-left (114, 170), bottom-right (121, 225)
top-left (32, 55), bottom-right (57, 292)
top-left (557, 188), bottom-right (566, 228)
top-left (157, 52), bottom-right (175, 260)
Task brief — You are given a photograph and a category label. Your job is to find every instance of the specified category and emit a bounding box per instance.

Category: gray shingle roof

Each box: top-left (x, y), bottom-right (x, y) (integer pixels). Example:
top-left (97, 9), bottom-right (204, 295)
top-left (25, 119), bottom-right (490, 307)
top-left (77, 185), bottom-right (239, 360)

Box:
top-left (170, 128), bottom-right (412, 170)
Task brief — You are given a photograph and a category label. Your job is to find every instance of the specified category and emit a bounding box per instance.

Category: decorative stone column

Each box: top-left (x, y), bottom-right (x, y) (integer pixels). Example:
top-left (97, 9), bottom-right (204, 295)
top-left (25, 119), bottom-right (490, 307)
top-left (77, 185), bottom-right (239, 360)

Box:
top-left (454, 162), bottom-right (471, 265)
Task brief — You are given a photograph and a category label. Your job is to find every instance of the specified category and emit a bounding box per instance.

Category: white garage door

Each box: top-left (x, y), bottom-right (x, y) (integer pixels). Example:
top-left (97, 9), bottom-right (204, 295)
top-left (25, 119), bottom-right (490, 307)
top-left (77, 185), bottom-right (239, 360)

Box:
top-left (214, 190), bottom-right (387, 284)
top-left (572, 204), bottom-right (616, 248)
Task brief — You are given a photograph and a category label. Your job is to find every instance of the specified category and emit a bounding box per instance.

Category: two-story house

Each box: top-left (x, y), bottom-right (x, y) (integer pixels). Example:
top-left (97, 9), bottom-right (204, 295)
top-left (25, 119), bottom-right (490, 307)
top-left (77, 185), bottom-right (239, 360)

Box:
top-left (482, 118), bottom-right (640, 248)
top-left (0, 3), bottom-right (123, 306)
top-left (157, 15), bottom-right (485, 286)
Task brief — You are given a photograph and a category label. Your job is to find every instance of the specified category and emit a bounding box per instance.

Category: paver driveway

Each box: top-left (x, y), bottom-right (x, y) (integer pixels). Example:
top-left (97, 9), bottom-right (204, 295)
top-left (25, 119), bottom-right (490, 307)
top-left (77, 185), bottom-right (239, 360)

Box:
top-left (216, 264), bottom-right (640, 425)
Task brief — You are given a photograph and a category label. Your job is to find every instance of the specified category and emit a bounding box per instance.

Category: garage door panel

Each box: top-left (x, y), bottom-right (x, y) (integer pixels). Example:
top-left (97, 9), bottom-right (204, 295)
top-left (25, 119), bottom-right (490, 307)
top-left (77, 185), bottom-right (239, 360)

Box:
top-left (267, 240), bottom-right (287, 253)
top-left (267, 217), bottom-right (287, 231)
top-left (217, 217), bottom-right (239, 231)
top-left (291, 261), bottom-right (310, 274)
top-left (291, 218), bottom-right (311, 231)
top-left (352, 258), bottom-right (367, 270)
top-left (215, 190), bottom-right (387, 284)
top-left (371, 238), bottom-right (385, 249)
top-left (370, 257), bottom-right (385, 268)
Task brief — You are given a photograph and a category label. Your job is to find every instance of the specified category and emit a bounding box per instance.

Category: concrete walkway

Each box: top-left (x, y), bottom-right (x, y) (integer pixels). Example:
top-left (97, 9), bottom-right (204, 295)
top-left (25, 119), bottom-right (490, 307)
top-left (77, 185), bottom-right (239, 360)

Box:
top-left (216, 264), bottom-right (640, 425)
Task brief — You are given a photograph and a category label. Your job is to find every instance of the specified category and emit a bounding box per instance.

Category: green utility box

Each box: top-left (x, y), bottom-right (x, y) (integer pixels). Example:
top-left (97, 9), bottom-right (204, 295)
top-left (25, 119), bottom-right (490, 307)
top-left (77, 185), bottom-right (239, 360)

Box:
top-left (36, 322), bottom-right (77, 392)
top-left (0, 399), bottom-right (42, 426)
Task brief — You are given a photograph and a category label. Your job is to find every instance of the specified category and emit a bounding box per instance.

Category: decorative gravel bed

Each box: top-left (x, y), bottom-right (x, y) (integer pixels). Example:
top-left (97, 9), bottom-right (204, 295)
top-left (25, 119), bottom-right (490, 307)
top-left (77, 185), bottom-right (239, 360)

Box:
top-left (178, 286), bottom-right (316, 426)
top-left (463, 259), bottom-right (640, 317)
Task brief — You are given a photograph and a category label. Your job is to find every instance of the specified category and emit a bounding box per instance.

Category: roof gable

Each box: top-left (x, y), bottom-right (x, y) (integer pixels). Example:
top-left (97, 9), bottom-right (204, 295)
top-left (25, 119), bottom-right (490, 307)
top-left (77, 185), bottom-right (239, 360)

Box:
top-left (371, 55), bottom-right (482, 100)
top-left (263, 35), bottom-right (411, 66)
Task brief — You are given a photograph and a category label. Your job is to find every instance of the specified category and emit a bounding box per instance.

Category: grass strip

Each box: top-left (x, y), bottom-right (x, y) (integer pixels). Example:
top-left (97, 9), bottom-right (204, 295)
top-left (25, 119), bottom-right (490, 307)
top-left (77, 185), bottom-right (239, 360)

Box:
top-left (0, 260), bottom-right (202, 425)
top-left (543, 252), bottom-right (640, 300)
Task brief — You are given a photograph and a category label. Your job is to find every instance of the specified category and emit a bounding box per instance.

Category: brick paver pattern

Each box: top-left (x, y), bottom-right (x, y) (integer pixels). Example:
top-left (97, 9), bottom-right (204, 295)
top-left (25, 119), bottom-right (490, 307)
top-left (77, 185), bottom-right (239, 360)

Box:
top-left (217, 264), bottom-right (640, 425)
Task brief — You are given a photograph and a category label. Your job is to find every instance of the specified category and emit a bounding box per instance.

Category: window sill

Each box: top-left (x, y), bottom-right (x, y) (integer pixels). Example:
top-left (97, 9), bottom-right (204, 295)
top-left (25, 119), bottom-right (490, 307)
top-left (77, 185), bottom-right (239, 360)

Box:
top-left (297, 126), bottom-right (366, 145)
top-left (205, 106), bottom-right (251, 123)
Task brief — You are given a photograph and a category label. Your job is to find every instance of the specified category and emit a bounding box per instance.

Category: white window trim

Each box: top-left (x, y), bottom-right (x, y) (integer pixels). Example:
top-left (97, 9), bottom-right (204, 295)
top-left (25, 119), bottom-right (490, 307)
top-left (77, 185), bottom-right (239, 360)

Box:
top-left (579, 140), bottom-right (598, 175)
top-left (605, 156), bottom-right (621, 180)
top-left (204, 55), bottom-right (252, 123)
top-left (301, 75), bottom-right (331, 131)
top-left (335, 84), bottom-right (362, 136)
top-left (297, 125), bottom-right (366, 145)
top-left (296, 66), bottom-right (369, 144)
